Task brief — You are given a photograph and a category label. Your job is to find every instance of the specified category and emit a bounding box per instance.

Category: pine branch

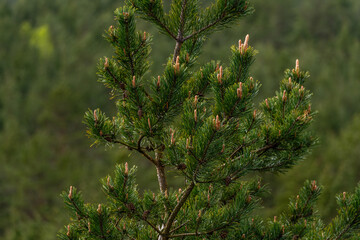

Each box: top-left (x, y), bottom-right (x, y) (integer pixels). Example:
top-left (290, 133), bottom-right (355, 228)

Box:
top-left (162, 181), bottom-right (195, 239)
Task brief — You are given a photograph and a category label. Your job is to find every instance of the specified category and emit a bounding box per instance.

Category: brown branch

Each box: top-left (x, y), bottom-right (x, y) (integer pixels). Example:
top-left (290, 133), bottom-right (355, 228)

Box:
top-left (172, 0), bottom-right (188, 62)
top-left (162, 181), bottom-right (195, 239)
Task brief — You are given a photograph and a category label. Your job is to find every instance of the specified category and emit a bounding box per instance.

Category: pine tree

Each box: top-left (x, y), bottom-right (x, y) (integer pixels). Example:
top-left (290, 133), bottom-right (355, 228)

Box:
top-left (59, 1), bottom-right (360, 239)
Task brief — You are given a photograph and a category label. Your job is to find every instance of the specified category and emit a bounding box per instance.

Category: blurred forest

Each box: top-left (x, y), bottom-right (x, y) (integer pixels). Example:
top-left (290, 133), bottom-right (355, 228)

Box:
top-left (0, 0), bottom-right (359, 239)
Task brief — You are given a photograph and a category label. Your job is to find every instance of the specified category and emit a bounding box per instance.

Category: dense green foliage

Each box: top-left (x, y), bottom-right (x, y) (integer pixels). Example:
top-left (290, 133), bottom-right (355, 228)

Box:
top-left (59, 0), bottom-right (360, 239)
top-left (0, 0), bottom-right (359, 239)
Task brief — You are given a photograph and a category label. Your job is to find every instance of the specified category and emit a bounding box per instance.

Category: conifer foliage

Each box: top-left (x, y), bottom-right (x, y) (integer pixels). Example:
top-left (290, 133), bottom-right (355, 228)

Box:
top-left (60, 0), bottom-right (360, 239)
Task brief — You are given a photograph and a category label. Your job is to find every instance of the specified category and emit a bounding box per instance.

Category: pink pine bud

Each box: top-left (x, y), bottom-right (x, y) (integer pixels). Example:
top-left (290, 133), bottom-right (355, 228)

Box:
top-left (186, 138), bottom-right (190, 149)
top-left (143, 31), bottom-right (146, 41)
top-left (104, 57), bottom-right (109, 70)
top-left (97, 204), bottom-right (102, 214)
top-left (217, 66), bottom-right (223, 84)
top-left (274, 216), bottom-right (277, 223)
top-left (265, 98), bottom-right (269, 109)
top-left (93, 110), bottom-right (98, 122)
top-left (215, 115), bottom-right (221, 130)
top-left (249, 77), bottom-right (254, 89)
top-left (148, 118), bottom-right (152, 132)
top-left (157, 76), bottom-right (161, 88)
top-left (194, 95), bottom-right (198, 106)
top-left (282, 90), bottom-right (287, 102)
top-left (343, 192), bottom-right (346, 200)
top-left (244, 34), bottom-right (250, 51)
top-left (175, 56), bottom-right (180, 73)
top-left (295, 59), bottom-right (300, 74)
top-left (194, 109), bottom-right (197, 122)
top-left (132, 76), bottom-right (136, 88)
top-left (107, 176), bottom-right (111, 187)
top-left (88, 222), bottom-right (91, 233)
top-left (221, 143), bottom-right (225, 153)
top-left (238, 39), bottom-right (242, 52)
top-left (311, 180), bottom-right (317, 191)
top-left (68, 186), bottom-right (73, 199)
top-left (237, 82), bottom-right (243, 99)
top-left (164, 190), bottom-right (168, 198)
top-left (125, 162), bottom-right (129, 175)
top-left (253, 110), bottom-right (257, 119)
top-left (67, 225), bottom-right (70, 237)
top-left (288, 77), bottom-right (292, 84)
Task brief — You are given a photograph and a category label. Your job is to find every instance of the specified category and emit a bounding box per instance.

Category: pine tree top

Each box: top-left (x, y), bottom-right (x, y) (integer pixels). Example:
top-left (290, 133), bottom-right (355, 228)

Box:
top-left (59, 1), bottom-right (360, 239)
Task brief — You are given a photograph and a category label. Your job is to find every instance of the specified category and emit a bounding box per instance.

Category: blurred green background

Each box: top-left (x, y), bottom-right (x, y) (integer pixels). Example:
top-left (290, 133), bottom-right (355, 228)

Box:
top-left (1, 0), bottom-right (360, 239)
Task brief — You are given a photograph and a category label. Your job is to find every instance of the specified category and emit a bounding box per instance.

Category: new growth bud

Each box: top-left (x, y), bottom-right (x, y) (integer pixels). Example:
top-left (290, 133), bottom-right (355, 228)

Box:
top-left (124, 162), bottom-right (129, 176)
top-left (132, 76), bottom-right (136, 88)
top-left (143, 31), bottom-right (146, 41)
top-left (175, 56), bottom-right (180, 73)
top-left (93, 110), bottom-right (98, 122)
top-left (104, 57), bottom-right (109, 70)
top-left (295, 59), bottom-right (300, 74)
top-left (97, 204), bottom-right (102, 214)
top-left (311, 180), bottom-right (317, 191)
top-left (217, 66), bottom-right (223, 84)
top-left (237, 82), bottom-right (243, 99)
top-left (194, 95), bottom-right (198, 106)
top-left (239, 34), bottom-right (250, 53)
top-left (215, 115), bottom-right (221, 130)
top-left (194, 109), bottom-right (197, 122)
top-left (88, 222), bottom-right (91, 233)
top-left (253, 110), bottom-right (257, 119)
top-left (67, 225), bottom-right (70, 237)
top-left (68, 186), bottom-right (73, 199)
top-left (157, 76), bottom-right (161, 88)
top-left (265, 98), bottom-right (270, 109)
top-left (282, 90), bottom-right (287, 102)
top-left (244, 34), bottom-right (249, 50)
top-left (148, 118), bottom-right (152, 132)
